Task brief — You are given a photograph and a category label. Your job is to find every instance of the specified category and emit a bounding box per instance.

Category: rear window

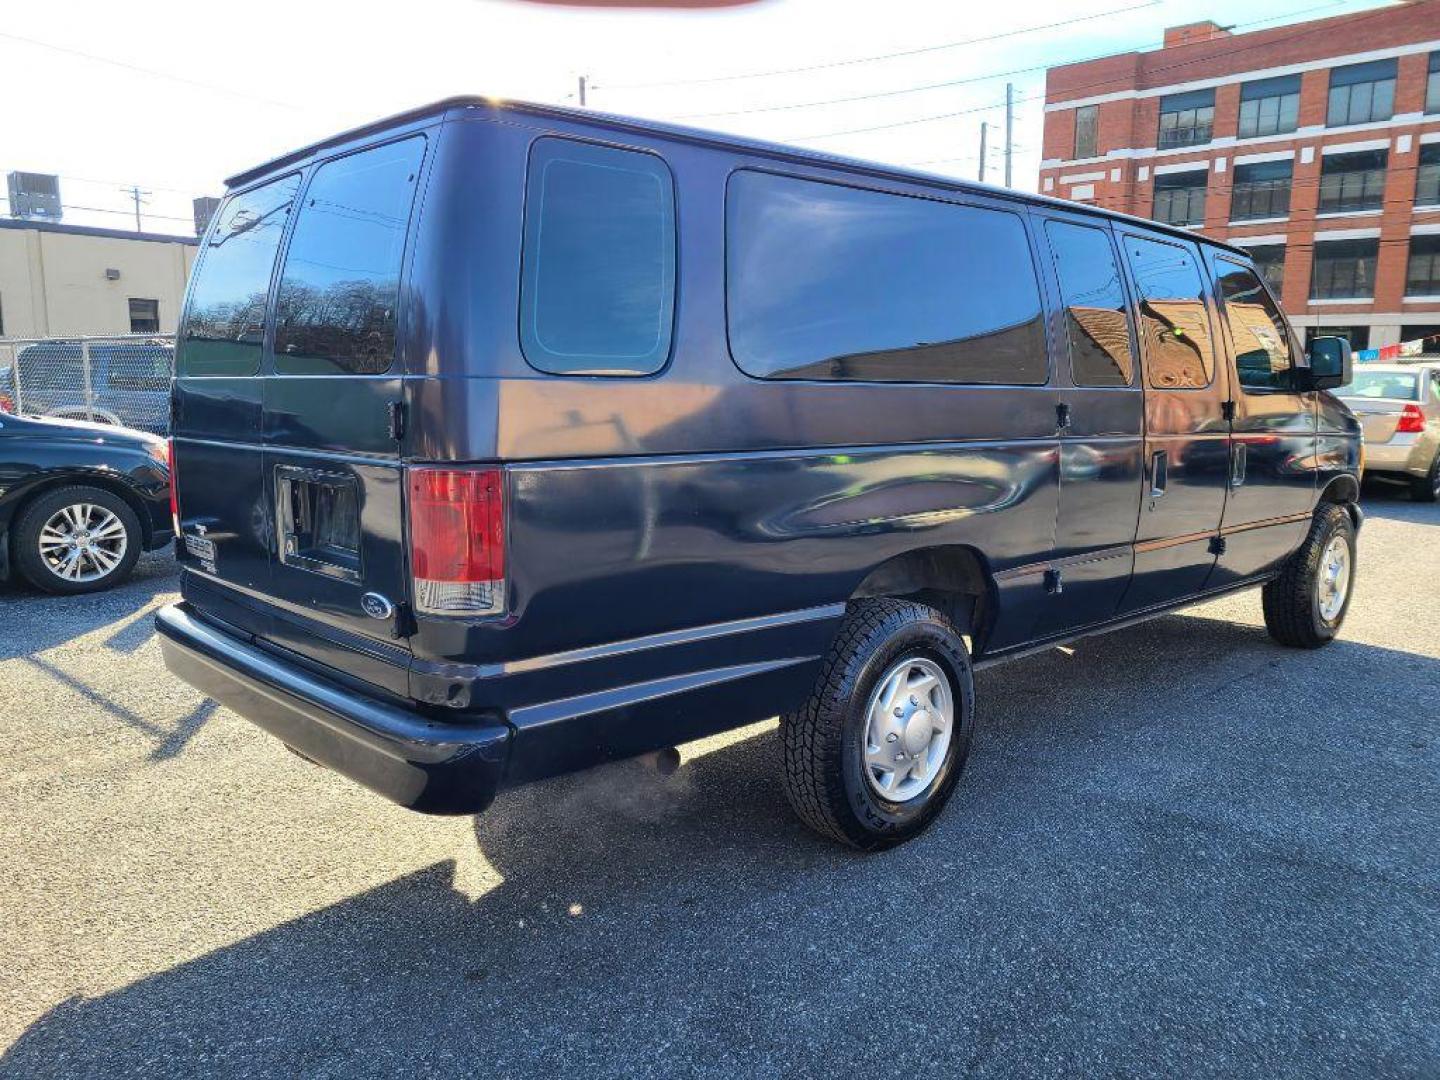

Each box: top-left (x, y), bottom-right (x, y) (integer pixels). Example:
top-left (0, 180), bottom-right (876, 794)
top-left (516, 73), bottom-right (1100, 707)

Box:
top-left (1338, 370), bottom-right (1419, 400)
top-left (179, 174), bottom-right (300, 377)
top-left (274, 137), bottom-right (426, 376)
top-left (519, 137), bottom-right (676, 376)
top-left (726, 171), bottom-right (1046, 384)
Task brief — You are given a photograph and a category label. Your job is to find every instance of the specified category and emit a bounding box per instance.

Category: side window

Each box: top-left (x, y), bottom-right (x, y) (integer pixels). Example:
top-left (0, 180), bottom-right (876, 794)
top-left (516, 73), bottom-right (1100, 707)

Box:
top-left (1214, 260), bottom-right (1298, 392)
top-left (1044, 220), bottom-right (1134, 387)
top-left (726, 171), bottom-right (1046, 384)
top-left (520, 137), bottom-right (676, 376)
top-left (274, 137), bottom-right (425, 375)
top-left (179, 174), bottom-right (300, 377)
top-left (1123, 235), bottom-right (1215, 390)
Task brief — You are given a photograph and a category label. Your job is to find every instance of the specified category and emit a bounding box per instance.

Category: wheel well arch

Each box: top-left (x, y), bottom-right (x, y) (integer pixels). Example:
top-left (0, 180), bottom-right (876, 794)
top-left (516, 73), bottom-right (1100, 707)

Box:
top-left (1318, 474), bottom-right (1361, 529)
top-left (849, 545), bottom-right (997, 644)
top-left (2, 473), bottom-right (155, 552)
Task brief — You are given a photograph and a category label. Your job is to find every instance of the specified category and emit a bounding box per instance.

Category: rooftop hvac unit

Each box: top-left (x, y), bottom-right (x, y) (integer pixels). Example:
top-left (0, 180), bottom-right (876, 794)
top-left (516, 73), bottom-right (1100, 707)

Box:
top-left (192, 196), bottom-right (221, 237)
top-left (7, 171), bottom-right (61, 220)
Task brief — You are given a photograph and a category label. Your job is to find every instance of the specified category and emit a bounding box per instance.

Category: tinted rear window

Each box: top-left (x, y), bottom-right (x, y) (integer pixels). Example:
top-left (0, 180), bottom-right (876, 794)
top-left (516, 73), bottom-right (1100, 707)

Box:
top-left (519, 137), bottom-right (676, 376)
top-left (274, 137), bottom-right (425, 376)
top-left (726, 171), bottom-right (1046, 384)
top-left (1338, 370), bottom-right (1419, 400)
top-left (1122, 235), bottom-right (1215, 390)
top-left (179, 175), bottom-right (300, 377)
top-left (1044, 220), bottom-right (1134, 387)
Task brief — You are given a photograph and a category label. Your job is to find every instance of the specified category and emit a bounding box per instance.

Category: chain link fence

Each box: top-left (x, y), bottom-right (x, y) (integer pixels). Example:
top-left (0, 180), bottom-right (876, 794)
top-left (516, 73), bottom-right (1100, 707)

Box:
top-left (0, 335), bottom-right (174, 434)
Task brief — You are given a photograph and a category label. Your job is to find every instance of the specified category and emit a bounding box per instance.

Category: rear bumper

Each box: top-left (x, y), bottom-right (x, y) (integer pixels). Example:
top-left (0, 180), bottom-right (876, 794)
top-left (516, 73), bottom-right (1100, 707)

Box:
top-left (155, 603), bottom-right (511, 814)
top-left (1365, 436), bottom-right (1434, 476)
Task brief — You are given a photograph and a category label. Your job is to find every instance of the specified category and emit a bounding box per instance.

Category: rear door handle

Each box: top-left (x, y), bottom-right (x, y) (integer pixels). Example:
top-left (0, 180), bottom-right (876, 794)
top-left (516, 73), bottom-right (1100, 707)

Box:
top-left (1231, 442), bottom-right (1247, 488)
top-left (1150, 450), bottom-right (1168, 499)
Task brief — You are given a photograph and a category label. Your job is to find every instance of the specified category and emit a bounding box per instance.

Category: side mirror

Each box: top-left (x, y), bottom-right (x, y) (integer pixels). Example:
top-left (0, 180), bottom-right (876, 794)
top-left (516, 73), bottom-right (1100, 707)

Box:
top-left (1305, 335), bottom-right (1352, 391)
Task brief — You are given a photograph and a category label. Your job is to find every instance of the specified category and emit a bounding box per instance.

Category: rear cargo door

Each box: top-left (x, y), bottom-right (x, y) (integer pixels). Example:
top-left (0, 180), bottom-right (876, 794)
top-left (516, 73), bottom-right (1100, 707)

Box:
top-left (173, 173), bottom-right (302, 596)
top-left (260, 136), bottom-right (428, 648)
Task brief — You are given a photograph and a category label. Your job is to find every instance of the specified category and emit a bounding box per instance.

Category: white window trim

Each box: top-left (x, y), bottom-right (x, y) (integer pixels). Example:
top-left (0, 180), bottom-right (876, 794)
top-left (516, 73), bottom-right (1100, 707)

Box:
top-left (1314, 209), bottom-right (1385, 220)
top-left (1153, 161), bottom-right (1211, 176)
top-left (1233, 150), bottom-right (1296, 166)
top-left (1309, 297), bottom-right (1376, 306)
top-left (1228, 233), bottom-right (1287, 247)
top-left (1314, 227), bottom-right (1383, 241)
top-left (1321, 138), bottom-right (1392, 155)
top-left (1227, 216), bottom-right (1290, 227)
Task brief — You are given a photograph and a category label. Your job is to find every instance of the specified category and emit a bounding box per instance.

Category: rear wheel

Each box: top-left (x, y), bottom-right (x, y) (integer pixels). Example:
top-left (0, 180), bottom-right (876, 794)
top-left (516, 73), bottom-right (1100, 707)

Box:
top-left (779, 598), bottom-right (974, 850)
top-left (1262, 503), bottom-right (1355, 648)
top-left (1410, 455), bottom-right (1440, 503)
top-left (11, 485), bottom-right (142, 594)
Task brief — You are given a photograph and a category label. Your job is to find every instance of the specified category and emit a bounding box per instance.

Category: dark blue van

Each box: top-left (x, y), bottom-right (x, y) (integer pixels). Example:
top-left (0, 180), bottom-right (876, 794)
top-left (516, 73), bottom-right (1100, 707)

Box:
top-left (157, 98), bottom-right (1362, 849)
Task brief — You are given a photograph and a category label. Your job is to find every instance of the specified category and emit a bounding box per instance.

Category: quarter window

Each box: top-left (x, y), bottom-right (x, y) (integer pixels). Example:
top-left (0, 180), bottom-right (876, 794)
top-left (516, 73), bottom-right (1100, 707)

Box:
top-left (1123, 236), bottom-right (1214, 390)
top-left (1328, 59), bottom-right (1397, 127)
top-left (274, 137), bottom-right (425, 376)
top-left (520, 138), bottom-right (676, 376)
top-left (178, 174), bottom-right (300, 377)
top-left (726, 171), bottom-right (1046, 384)
top-left (1215, 261), bottom-right (1297, 392)
top-left (1044, 220), bottom-right (1134, 387)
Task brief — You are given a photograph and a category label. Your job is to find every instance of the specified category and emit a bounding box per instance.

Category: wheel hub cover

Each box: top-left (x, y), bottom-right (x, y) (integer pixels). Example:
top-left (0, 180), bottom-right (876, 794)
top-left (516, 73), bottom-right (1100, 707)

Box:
top-left (902, 711), bottom-right (932, 756)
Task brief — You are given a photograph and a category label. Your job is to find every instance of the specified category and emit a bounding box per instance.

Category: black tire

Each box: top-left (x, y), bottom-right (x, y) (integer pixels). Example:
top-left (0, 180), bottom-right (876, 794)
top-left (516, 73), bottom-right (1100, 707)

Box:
top-left (1409, 456), bottom-right (1440, 503)
top-left (1262, 503), bottom-right (1355, 649)
top-left (779, 598), bottom-right (975, 850)
top-left (11, 485), bottom-right (142, 595)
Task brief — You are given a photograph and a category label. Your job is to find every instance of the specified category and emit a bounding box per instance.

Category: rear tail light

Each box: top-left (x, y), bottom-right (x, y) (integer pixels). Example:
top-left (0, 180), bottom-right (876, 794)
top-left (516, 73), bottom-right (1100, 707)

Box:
top-left (1396, 403), bottom-right (1426, 434)
top-left (167, 438), bottom-right (180, 537)
top-left (407, 467), bottom-right (506, 617)
top-left (0, 392), bottom-right (13, 415)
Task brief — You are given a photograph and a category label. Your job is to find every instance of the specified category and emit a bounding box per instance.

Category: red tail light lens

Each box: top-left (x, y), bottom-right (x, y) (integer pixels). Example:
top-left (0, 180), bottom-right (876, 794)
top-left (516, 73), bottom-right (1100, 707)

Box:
top-left (0, 393), bottom-right (13, 415)
top-left (1396, 403), bottom-right (1426, 434)
top-left (407, 467), bottom-right (506, 617)
top-left (167, 438), bottom-right (180, 538)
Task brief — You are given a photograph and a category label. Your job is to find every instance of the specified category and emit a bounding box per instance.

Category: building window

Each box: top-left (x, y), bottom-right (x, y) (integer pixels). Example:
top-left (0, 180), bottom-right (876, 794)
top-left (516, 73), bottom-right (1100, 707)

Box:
top-left (1157, 89), bottom-right (1214, 149)
top-left (1152, 170), bottom-right (1208, 226)
top-left (1327, 59), bottom-right (1397, 127)
top-left (1238, 75), bottom-right (1301, 139)
top-left (1305, 325), bottom-right (1369, 350)
top-left (1247, 244), bottom-right (1286, 295)
top-left (1074, 105), bottom-right (1098, 159)
top-left (1428, 53), bottom-right (1440, 114)
top-left (1417, 144), bottom-right (1440, 206)
top-left (1318, 150), bottom-right (1387, 214)
top-left (1406, 235), bottom-right (1440, 296)
top-left (0, 293), bottom-right (4, 336)
top-left (1229, 160), bottom-right (1292, 221)
top-left (1310, 238), bottom-right (1379, 300)
top-left (128, 298), bottom-right (159, 334)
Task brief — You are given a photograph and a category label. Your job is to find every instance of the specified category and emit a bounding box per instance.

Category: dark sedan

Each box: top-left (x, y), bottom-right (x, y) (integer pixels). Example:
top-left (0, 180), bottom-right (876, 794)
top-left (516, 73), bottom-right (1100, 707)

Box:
top-left (0, 411), bottom-right (171, 593)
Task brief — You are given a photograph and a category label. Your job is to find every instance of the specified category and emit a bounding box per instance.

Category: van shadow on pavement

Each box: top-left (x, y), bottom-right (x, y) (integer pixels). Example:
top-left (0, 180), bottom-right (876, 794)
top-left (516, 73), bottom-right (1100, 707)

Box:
top-left (4, 604), bottom-right (1438, 1078)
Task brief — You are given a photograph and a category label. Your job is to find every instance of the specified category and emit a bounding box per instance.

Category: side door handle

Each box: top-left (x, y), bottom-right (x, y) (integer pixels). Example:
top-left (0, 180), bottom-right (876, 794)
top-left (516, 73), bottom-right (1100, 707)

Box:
top-left (1231, 441), bottom-right (1247, 488)
top-left (1150, 450), bottom-right (1168, 499)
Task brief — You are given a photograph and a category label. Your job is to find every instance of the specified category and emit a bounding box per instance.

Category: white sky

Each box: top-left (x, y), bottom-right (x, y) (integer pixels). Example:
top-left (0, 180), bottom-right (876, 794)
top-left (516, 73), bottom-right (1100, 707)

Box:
top-left (0, 0), bottom-right (1394, 236)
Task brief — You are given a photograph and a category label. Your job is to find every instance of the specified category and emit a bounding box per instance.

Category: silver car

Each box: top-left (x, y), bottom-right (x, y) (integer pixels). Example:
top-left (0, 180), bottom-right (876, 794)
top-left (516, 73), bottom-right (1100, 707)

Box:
top-left (1336, 362), bottom-right (1440, 502)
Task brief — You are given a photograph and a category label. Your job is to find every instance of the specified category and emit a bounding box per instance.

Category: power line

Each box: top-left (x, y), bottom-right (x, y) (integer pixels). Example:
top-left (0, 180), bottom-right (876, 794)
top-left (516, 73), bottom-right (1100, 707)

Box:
top-left (593, 0), bottom-right (1162, 91)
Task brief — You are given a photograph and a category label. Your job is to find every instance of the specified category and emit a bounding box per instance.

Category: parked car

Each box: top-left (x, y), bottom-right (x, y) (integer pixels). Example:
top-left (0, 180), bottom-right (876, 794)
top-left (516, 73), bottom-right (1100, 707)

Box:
top-left (1336, 362), bottom-right (1440, 501)
top-left (157, 99), bottom-right (1362, 850)
top-left (0, 338), bottom-right (173, 434)
top-left (0, 411), bottom-right (171, 593)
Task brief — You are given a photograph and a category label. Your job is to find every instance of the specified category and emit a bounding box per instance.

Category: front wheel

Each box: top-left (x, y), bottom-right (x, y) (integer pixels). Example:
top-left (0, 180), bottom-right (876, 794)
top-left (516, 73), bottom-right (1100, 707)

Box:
top-left (1262, 503), bottom-right (1356, 648)
top-left (780, 598), bottom-right (975, 850)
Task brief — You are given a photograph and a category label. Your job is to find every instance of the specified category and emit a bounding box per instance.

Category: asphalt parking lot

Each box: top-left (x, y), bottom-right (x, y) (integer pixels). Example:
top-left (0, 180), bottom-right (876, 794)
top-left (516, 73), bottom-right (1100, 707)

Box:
top-left (1, 489), bottom-right (1437, 1079)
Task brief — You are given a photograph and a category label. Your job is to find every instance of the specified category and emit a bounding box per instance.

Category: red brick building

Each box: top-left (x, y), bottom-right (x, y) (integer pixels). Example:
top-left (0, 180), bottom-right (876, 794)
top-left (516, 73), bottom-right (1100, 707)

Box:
top-left (1039, 0), bottom-right (1440, 351)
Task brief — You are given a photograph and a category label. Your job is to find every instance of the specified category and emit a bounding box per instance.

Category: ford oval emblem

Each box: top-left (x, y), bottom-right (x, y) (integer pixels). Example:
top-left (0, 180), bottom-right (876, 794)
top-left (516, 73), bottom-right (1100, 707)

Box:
top-left (361, 592), bottom-right (395, 620)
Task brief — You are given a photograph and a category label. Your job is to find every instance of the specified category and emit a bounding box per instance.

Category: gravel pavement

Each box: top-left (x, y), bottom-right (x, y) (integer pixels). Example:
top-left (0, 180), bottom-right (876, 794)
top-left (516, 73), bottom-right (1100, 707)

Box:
top-left (1, 489), bottom-right (1437, 1078)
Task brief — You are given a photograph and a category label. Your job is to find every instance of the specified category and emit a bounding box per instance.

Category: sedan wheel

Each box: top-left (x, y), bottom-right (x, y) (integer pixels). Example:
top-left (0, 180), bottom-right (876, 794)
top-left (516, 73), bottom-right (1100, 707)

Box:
top-left (12, 485), bottom-right (143, 595)
top-left (38, 502), bottom-right (129, 583)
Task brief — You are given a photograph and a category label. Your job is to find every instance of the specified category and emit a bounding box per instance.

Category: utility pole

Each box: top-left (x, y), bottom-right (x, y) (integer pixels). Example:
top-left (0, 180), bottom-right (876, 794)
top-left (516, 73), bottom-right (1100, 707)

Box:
top-left (979, 122), bottom-right (988, 183)
top-left (577, 74), bottom-right (587, 107)
top-left (1004, 83), bottom-right (1014, 188)
top-left (122, 185), bottom-right (151, 232)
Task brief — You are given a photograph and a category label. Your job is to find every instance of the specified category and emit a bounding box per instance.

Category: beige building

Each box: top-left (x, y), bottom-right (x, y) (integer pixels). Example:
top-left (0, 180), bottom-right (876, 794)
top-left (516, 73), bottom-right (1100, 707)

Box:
top-left (0, 218), bottom-right (197, 338)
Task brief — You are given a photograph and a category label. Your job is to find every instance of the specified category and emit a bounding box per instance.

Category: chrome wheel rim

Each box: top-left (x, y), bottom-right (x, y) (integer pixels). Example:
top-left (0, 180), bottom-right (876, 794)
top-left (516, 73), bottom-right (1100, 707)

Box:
top-left (1317, 535), bottom-right (1351, 623)
top-left (862, 656), bottom-right (954, 803)
top-left (38, 503), bottom-right (127, 583)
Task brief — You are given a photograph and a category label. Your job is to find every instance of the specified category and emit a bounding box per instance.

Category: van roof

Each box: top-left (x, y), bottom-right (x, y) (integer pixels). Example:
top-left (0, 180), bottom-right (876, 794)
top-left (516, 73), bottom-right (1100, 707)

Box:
top-left (226, 95), bottom-right (1247, 257)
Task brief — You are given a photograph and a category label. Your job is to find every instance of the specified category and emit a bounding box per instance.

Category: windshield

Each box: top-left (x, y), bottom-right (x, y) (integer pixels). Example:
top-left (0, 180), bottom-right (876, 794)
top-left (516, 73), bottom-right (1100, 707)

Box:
top-left (1337, 369), bottom-right (1419, 400)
